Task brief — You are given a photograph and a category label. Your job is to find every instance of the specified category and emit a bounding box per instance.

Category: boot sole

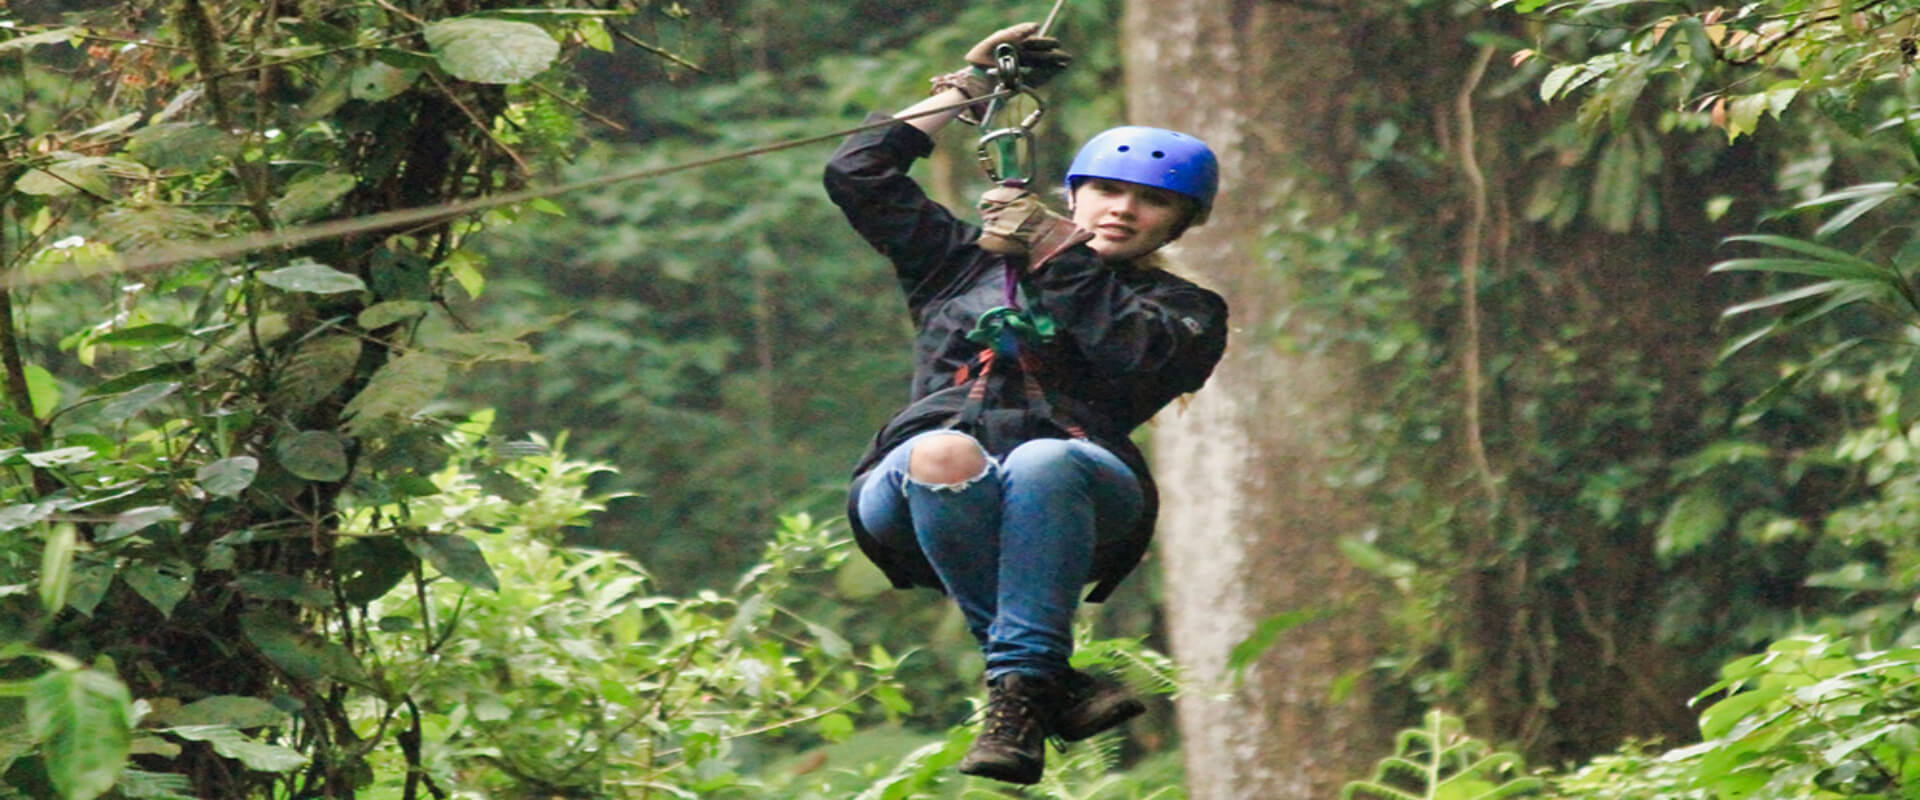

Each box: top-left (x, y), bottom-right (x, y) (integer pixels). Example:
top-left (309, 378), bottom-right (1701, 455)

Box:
top-left (1054, 696), bottom-right (1147, 742)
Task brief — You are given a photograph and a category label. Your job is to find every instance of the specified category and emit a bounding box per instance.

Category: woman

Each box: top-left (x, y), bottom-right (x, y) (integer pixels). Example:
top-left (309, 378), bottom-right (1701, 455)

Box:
top-left (823, 22), bottom-right (1229, 786)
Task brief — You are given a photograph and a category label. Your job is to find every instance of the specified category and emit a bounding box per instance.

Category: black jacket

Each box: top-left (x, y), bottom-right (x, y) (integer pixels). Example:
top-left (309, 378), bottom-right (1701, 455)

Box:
top-left (825, 115), bottom-right (1228, 602)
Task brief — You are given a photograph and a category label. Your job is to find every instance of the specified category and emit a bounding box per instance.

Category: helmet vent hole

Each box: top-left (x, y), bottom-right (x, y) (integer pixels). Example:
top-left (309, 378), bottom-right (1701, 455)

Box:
top-left (1116, 145), bottom-right (1131, 152)
top-left (1152, 150), bottom-right (1166, 158)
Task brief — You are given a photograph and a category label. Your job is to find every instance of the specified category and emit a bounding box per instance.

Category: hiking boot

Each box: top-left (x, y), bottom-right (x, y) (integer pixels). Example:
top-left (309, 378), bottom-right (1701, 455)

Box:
top-left (958, 673), bottom-right (1057, 785)
top-left (1052, 668), bottom-right (1146, 742)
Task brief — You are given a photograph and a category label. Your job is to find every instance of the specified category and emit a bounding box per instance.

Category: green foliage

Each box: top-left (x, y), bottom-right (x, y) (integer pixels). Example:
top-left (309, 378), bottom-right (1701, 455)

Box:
top-left (1343, 710), bottom-right (1543, 800)
top-left (1546, 636), bottom-right (1920, 798)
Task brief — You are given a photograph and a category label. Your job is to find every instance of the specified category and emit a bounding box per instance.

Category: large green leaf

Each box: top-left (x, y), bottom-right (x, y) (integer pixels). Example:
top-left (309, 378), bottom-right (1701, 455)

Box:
top-left (272, 172), bottom-right (357, 223)
top-left (24, 363), bottom-right (60, 419)
top-left (66, 562), bottom-right (114, 617)
top-left (256, 260), bottom-right (366, 294)
top-left (424, 18), bottom-right (559, 84)
top-left (274, 430), bottom-right (349, 482)
top-left (0, 27), bottom-right (79, 53)
top-left (15, 156), bottom-right (129, 198)
top-left (342, 352), bottom-right (449, 434)
top-left (1655, 491), bottom-right (1728, 565)
top-left (196, 456), bottom-right (258, 497)
top-left (121, 563), bottom-right (192, 618)
top-left (275, 335), bottom-right (361, 412)
top-left (100, 506), bottom-right (176, 543)
top-left (165, 696), bottom-right (285, 729)
top-left (404, 533), bottom-right (498, 591)
top-left (229, 572), bottom-right (333, 607)
top-left (357, 300), bottom-right (429, 330)
top-left (166, 726), bottom-right (307, 772)
top-left (27, 668), bottom-right (132, 800)
top-left (350, 62), bottom-right (419, 101)
top-left (241, 611), bottom-right (370, 685)
top-left (125, 123), bottom-right (234, 172)
top-left (335, 536), bottom-right (416, 605)
top-left (98, 381), bottom-right (178, 423)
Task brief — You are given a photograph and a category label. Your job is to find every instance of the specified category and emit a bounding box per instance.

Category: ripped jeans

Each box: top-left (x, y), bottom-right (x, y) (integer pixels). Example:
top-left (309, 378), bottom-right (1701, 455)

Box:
top-left (854, 430), bottom-right (1144, 680)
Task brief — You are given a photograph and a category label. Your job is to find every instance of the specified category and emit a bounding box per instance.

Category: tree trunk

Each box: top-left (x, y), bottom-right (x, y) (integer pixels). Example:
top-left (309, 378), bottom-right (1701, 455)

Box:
top-left (1130, 3), bottom-right (1395, 797)
top-left (1134, 3), bottom-right (1773, 793)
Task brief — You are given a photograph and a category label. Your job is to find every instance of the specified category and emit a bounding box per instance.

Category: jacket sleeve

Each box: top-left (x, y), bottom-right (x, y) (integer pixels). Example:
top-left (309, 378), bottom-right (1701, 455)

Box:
top-left (1030, 249), bottom-right (1229, 394)
top-left (823, 114), bottom-right (983, 311)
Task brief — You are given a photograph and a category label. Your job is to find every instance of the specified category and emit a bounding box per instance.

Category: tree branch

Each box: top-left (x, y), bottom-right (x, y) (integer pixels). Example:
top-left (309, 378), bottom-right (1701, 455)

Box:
top-left (1456, 43), bottom-right (1501, 511)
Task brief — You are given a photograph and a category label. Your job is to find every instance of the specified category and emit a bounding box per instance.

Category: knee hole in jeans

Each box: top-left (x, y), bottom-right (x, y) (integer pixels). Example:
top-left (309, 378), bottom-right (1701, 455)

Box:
top-left (906, 431), bottom-right (989, 487)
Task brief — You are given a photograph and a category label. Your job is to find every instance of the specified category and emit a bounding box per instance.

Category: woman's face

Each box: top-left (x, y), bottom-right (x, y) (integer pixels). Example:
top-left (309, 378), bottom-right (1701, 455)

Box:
top-left (1070, 178), bottom-right (1191, 262)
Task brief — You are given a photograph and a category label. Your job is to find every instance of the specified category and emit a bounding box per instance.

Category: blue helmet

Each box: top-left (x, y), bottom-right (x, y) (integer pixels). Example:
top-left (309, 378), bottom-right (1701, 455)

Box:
top-left (1065, 126), bottom-right (1219, 226)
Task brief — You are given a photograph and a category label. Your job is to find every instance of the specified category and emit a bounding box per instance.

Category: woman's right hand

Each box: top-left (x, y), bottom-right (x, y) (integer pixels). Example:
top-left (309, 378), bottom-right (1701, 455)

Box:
top-left (964, 22), bottom-right (1072, 89)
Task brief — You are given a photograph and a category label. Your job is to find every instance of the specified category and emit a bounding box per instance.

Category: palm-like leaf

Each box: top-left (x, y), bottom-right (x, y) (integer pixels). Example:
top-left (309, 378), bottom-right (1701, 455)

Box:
top-left (1712, 233), bottom-right (1920, 363)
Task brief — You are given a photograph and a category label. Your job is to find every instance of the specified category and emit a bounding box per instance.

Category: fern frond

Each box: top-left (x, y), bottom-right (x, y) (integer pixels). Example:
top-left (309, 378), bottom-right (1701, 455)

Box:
top-left (1343, 710), bottom-right (1542, 800)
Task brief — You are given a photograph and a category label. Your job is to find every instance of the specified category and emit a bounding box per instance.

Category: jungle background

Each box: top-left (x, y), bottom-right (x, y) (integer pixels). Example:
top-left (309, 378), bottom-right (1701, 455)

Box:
top-left (4, 0), bottom-right (1920, 798)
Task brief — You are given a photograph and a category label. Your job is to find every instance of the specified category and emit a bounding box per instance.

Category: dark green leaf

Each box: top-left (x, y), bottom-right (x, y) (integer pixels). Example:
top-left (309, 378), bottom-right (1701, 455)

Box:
top-left (241, 611), bottom-right (323, 681)
top-left (424, 18), bottom-right (559, 84)
top-left (17, 156), bottom-right (124, 198)
top-left (336, 536), bottom-right (417, 605)
top-left (101, 506), bottom-right (177, 542)
top-left (257, 260), bottom-right (367, 294)
top-left (166, 726), bottom-right (308, 772)
top-left (122, 563), bottom-right (192, 618)
top-left (274, 430), bottom-right (349, 482)
top-left (66, 562), bottom-right (114, 617)
top-left (230, 572), bottom-right (332, 607)
top-left (99, 381), bottom-right (179, 423)
top-left (126, 123), bottom-right (235, 172)
top-left (85, 361), bottom-right (194, 397)
top-left (1655, 491), bottom-right (1728, 565)
top-left (475, 467), bottom-right (536, 503)
top-left (358, 300), bottom-right (429, 330)
top-left (165, 696), bottom-right (285, 729)
top-left (1227, 608), bottom-right (1330, 679)
top-left (95, 324), bottom-right (189, 348)
top-left (277, 19), bottom-right (355, 46)
top-left (404, 533), bottom-right (498, 591)
top-left (372, 48), bottom-right (440, 71)
top-left (342, 352), bottom-right (448, 434)
top-left (196, 456), bottom-right (258, 497)
top-left (272, 173), bottom-right (357, 224)
top-left (275, 336), bottom-right (361, 413)
top-left (1735, 339), bottom-right (1865, 426)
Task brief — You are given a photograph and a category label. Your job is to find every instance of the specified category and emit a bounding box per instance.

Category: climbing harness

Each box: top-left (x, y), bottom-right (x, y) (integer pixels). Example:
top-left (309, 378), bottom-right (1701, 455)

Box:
top-left (949, 0), bottom-right (1089, 443)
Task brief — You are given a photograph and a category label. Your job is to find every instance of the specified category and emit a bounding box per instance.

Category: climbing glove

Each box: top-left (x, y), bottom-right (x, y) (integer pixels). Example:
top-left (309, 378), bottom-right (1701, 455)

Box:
top-left (934, 22), bottom-right (1072, 104)
top-left (978, 184), bottom-right (1089, 263)
top-left (965, 22), bottom-right (1072, 89)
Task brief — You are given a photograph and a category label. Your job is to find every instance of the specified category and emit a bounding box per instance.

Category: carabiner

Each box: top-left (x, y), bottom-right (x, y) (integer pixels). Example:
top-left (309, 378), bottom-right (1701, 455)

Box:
top-left (975, 42), bottom-right (1047, 184)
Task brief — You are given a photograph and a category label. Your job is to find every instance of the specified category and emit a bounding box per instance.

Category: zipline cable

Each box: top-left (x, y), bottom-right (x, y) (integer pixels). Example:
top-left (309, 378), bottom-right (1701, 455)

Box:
top-left (6, 87), bottom-right (1020, 292)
